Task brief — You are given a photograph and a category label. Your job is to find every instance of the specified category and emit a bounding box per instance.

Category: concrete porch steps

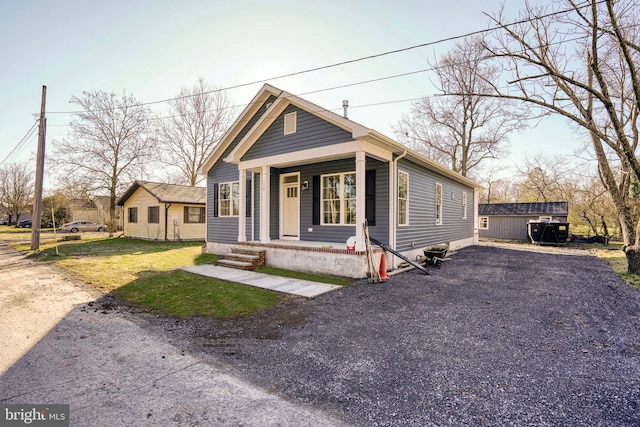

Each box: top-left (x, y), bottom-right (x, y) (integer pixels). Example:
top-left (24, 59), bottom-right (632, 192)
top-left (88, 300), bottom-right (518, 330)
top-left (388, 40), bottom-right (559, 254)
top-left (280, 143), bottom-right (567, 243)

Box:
top-left (216, 247), bottom-right (266, 271)
top-left (216, 259), bottom-right (254, 270)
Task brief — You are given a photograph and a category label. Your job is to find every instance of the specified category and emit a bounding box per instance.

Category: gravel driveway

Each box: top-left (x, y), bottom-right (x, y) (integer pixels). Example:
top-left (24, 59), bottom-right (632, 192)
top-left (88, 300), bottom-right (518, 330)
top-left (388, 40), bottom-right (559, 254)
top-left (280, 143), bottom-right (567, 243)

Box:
top-left (0, 242), bottom-right (344, 426)
top-left (141, 244), bottom-right (640, 426)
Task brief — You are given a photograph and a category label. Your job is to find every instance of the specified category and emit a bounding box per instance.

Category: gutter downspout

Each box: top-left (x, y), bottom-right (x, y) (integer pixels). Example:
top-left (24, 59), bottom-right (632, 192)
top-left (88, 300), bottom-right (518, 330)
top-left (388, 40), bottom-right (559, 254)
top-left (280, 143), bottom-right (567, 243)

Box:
top-left (390, 150), bottom-right (408, 268)
top-left (164, 203), bottom-right (172, 241)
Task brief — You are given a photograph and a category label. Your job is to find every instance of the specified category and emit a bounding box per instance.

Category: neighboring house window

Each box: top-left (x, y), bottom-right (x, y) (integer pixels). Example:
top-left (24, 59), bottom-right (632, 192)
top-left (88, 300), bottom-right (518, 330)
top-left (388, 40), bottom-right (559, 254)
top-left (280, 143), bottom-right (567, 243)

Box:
top-left (184, 206), bottom-right (205, 223)
top-left (462, 192), bottom-right (468, 219)
top-left (321, 172), bottom-right (356, 225)
top-left (435, 183), bottom-right (443, 225)
top-left (219, 182), bottom-right (239, 217)
top-left (479, 216), bottom-right (489, 229)
top-left (128, 207), bottom-right (137, 223)
top-left (398, 170), bottom-right (408, 226)
top-left (284, 112), bottom-right (297, 135)
top-left (148, 206), bottom-right (159, 224)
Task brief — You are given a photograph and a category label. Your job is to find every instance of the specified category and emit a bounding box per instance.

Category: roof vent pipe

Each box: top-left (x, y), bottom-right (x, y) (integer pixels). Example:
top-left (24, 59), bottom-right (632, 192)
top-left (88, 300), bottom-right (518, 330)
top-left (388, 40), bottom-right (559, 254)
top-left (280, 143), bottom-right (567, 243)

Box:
top-left (342, 100), bottom-right (349, 118)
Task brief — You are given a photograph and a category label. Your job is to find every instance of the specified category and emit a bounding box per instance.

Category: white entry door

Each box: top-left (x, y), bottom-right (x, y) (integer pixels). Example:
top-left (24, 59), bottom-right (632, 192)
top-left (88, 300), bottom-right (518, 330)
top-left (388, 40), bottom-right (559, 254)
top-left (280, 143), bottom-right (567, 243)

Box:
top-left (281, 174), bottom-right (299, 238)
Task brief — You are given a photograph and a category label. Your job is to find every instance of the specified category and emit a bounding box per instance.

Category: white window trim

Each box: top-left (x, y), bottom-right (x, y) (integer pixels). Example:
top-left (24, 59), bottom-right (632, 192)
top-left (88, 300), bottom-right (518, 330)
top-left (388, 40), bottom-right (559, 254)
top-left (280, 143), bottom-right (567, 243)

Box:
top-left (398, 170), bottom-right (409, 226)
top-left (320, 171), bottom-right (356, 225)
top-left (479, 216), bottom-right (489, 229)
top-left (284, 111), bottom-right (297, 135)
top-left (435, 182), bottom-right (443, 225)
top-left (462, 191), bottom-right (468, 219)
top-left (219, 181), bottom-right (240, 217)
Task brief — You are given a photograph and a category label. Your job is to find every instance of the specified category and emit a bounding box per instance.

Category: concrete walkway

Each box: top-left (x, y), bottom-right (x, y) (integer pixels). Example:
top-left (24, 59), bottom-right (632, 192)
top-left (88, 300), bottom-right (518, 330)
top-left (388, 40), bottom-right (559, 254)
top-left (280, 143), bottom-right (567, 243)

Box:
top-left (181, 265), bottom-right (342, 298)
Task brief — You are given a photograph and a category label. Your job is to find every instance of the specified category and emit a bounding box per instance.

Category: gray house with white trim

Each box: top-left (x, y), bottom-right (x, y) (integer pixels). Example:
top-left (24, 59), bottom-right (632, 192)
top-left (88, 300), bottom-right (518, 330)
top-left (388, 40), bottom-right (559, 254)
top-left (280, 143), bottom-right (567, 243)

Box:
top-left (478, 202), bottom-right (569, 241)
top-left (199, 84), bottom-right (481, 278)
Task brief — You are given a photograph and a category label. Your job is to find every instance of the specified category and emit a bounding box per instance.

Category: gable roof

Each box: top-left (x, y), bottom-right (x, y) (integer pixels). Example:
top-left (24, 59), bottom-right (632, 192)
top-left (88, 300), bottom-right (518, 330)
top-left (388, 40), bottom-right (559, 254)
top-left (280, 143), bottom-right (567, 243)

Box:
top-left (479, 202), bottom-right (568, 216)
top-left (198, 84), bottom-right (481, 190)
top-left (117, 181), bottom-right (206, 206)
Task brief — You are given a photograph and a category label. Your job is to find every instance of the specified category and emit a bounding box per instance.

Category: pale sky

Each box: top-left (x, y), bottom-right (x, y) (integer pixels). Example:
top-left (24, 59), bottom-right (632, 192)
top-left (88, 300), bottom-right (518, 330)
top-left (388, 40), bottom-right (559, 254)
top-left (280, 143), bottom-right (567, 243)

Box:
top-left (0, 0), bottom-right (584, 185)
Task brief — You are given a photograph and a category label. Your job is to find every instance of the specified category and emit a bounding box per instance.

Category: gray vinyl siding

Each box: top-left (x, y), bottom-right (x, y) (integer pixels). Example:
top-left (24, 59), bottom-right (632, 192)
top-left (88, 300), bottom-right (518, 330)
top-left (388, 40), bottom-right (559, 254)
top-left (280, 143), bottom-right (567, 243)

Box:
top-left (479, 215), bottom-right (568, 241)
top-left (207, 97), bottom-right (275, 243)
top-left (274, 157), bottom-right (389, 244)
top-left (270, 169), bottom-right (279, 240)
top-left (243, 105), bottom-right (354, 160)
top-left (396, 158), bottom-right (474, 251)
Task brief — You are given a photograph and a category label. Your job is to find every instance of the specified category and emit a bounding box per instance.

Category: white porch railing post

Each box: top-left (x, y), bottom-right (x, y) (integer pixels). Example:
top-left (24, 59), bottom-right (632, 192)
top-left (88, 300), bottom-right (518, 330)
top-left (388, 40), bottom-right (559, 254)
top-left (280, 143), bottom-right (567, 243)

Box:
top-left (238, 169), bottom-right (246, 242)
top-left (355, 151), bottom-right (366, 251)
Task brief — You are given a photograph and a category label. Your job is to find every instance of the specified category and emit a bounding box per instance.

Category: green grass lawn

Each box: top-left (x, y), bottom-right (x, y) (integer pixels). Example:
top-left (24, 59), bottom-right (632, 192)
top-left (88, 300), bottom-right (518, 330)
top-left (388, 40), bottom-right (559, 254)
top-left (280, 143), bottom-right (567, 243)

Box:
top-left (111, 270), bottom-right (283, 318)
top-left (593, 243), bottom-right (640, 289)
top-left (0, 228), bottom-right (348, 318)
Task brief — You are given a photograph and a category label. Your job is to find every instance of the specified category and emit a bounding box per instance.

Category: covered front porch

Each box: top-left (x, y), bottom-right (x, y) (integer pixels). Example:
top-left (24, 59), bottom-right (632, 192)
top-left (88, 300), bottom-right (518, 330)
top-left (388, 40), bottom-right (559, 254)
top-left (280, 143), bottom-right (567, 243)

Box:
top-left (205, 239), bottom-right (385, 279)
top-left (230, 138), bottom-right (398, 254)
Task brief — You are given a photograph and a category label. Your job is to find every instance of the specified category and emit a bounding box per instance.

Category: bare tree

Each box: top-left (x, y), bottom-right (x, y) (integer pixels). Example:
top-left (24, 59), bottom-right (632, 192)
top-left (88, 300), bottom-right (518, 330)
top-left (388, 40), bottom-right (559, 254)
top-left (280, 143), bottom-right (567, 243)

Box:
top-left (0, 162), bottom-right (34, 224)
top-left (477, 163), bottom-right (514, 203)
top-left (572, 172), bottom-right (619, 237)
top-left (51, 90), bottom-right (155, 234)
top-left (516, 154), bottom-right (574, 203)
top-left (483, 0), bottom-right (640, 273)
top-left (155, 79), bottom-right (233, 186)
top-left (394, 36), bottom-right (529, 177)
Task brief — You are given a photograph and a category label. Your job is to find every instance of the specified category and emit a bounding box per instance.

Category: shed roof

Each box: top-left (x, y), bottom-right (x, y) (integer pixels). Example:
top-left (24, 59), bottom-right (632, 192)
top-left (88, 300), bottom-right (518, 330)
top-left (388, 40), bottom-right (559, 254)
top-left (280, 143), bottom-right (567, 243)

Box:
top-left (479, 202), bottom-right (568, 216)
top-left (117, 181), bottom-right (206, 206)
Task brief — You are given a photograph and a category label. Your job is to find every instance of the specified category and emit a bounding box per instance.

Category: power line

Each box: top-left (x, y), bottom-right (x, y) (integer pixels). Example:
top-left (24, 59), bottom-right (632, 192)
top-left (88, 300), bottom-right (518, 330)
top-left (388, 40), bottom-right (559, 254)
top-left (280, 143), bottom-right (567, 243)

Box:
top-left (11, 1), bottom-right (615, 158)
top-left (46, 1), bottom-right (600, 116)
top-left (144, 27), bottom-right (594, 128)
top-left (0, 119), bottom-right (39, 167)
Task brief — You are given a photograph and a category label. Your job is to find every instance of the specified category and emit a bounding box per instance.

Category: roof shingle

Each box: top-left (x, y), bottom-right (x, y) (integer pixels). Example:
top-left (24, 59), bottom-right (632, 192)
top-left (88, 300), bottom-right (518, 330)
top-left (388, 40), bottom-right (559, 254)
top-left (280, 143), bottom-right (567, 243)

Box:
top-left (117, 181), bottom-right (206, 206)
top-left (479, 202), bottom-right (568, 216)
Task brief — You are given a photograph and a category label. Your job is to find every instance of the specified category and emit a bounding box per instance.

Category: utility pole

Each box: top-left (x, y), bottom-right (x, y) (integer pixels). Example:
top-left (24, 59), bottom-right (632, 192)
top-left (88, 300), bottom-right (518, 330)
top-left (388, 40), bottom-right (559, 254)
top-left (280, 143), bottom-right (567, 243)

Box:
top-left (30, 85), bottom-right (47, 251)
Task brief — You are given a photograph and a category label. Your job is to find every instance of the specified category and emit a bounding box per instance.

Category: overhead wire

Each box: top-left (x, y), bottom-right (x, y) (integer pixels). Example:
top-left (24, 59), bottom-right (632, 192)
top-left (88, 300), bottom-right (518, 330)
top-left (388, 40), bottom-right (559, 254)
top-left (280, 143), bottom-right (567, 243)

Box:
top-left (0, 119), bottom-right (39, 167)
top-left (3, 0), bottom-right (610, 162)
top-left (45, 0), bottom-right (602, 116)
top-left (142, 24), bottom-right (601, 128)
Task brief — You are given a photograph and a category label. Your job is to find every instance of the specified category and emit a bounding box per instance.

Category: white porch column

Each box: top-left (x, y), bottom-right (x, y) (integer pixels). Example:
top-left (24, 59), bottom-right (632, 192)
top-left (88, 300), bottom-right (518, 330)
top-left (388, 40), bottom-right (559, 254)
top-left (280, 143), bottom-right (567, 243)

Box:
top-left (260, 166), bottom-right (271, 243)
top-left (473, 187), bottom-right (480, 245)
top-left (389, 160), bottom-right (396, 266)
top-left (355, 150), bottom-right (366, 251)
top-left (238, 169), bottom-right (246, 242)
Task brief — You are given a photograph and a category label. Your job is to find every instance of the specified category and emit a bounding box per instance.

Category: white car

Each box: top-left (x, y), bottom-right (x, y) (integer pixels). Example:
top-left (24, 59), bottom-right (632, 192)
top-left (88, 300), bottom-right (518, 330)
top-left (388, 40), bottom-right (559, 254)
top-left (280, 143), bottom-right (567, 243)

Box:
top-left (61, 221), bottom-right (106, 233)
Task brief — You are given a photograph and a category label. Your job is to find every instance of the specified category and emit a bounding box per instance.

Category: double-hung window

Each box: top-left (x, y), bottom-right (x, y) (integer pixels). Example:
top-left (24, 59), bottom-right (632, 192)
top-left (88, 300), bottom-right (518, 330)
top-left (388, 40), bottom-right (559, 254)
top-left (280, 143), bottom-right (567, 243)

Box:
top-left (219, 182), bottom-right (239, 217)
top-left (184, 206), bottom-right (205, 223)
top-left (321, 172), bottom-right (356, 225)
top-left (128, 207), bottom-right (138, 223)
top-left (462, 192), bottom-right (468, 219)
top-left (398, 170), bottom-right (408, 226)
top-left (148, 206), bottom-right (159, 224)
top-left (435, 183), bottom-right (443, 225)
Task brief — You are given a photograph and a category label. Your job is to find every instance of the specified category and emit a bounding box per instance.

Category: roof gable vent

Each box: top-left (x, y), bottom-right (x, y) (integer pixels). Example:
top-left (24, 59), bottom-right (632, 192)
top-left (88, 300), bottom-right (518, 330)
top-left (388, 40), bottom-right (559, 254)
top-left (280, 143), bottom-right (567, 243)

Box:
top-left (284, 111), bottom-right (297, 135)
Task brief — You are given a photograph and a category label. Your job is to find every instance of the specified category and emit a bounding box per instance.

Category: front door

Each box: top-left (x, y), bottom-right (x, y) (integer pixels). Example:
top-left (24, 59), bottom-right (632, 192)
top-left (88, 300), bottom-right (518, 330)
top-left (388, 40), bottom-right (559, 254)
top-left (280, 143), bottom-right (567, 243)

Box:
top-left (281, 173), bottom-right (300, 239)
